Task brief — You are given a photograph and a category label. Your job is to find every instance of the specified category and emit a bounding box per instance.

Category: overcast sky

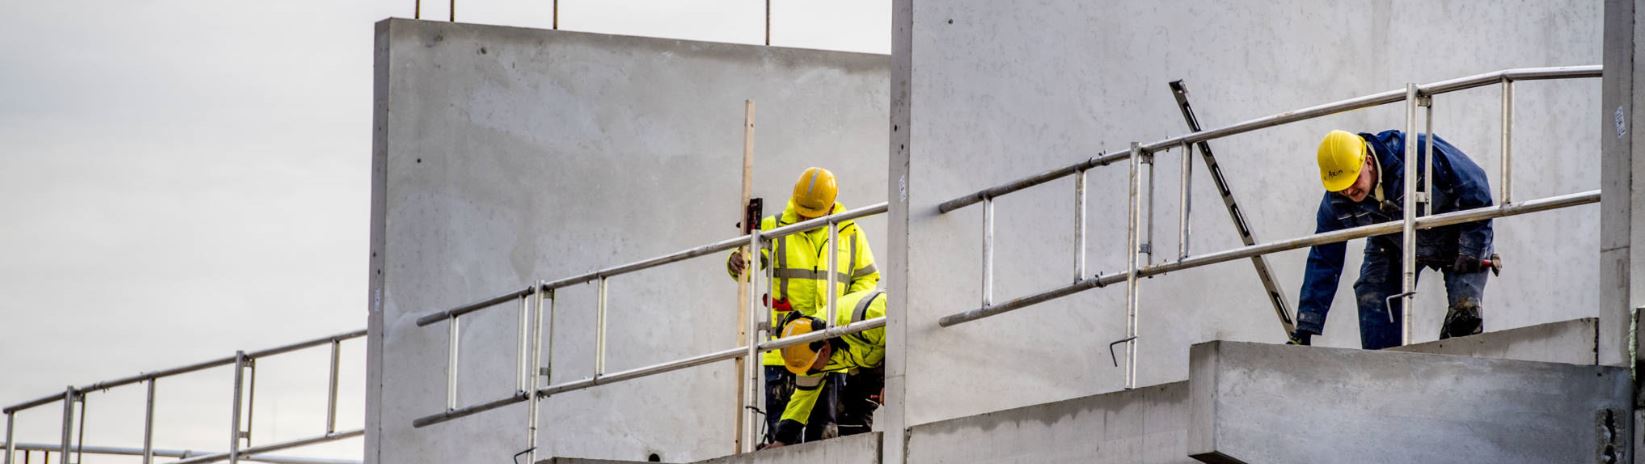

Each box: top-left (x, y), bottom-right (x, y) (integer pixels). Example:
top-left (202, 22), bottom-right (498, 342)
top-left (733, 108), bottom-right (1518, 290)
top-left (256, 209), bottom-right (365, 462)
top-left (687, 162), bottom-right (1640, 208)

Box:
top-left (0, 1), bottom-right (887, 460)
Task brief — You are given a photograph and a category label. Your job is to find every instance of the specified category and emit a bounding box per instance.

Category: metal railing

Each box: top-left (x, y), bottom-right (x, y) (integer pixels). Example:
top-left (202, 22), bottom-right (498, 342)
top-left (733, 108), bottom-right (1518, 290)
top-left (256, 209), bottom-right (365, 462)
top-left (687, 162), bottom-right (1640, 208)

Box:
top-left (410, 202), bottom-right (888, 460)
top-left (935, 65), bottom-right (1603, 390)
top-left (2, 330), bottom-right (366, 464)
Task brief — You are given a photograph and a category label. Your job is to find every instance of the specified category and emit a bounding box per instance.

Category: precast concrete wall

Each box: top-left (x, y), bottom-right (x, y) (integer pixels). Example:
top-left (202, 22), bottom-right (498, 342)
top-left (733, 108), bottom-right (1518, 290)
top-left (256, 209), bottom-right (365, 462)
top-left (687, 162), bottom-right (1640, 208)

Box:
top-left (887, 0), bottom-right (1604, 429)
top-left (369, 19), bottom-right (888, 464)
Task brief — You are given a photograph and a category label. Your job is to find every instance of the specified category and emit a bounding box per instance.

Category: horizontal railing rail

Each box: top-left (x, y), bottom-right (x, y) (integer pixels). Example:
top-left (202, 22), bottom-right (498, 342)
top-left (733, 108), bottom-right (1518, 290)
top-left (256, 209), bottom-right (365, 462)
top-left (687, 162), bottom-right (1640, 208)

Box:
top-left (410, 201), bottom-right (890, 460)
top-left (932, 65), bottom-right (1603, 391)
top-left (0, 442), bottom-right (361, 464)
top-left (2, 329), bottom-right (366, 464)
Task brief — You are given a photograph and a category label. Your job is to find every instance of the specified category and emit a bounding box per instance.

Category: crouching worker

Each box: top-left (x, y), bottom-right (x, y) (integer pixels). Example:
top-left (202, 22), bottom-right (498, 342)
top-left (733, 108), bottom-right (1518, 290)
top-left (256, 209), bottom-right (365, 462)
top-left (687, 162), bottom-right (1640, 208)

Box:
top-left (763, 289), bottom-right (887, 449)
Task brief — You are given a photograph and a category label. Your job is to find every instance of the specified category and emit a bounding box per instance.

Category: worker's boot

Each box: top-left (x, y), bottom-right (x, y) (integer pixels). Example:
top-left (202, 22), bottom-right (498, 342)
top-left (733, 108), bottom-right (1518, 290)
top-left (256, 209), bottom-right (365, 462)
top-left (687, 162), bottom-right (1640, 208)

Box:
top-left (1439, 299), bottom-right (1483, 339)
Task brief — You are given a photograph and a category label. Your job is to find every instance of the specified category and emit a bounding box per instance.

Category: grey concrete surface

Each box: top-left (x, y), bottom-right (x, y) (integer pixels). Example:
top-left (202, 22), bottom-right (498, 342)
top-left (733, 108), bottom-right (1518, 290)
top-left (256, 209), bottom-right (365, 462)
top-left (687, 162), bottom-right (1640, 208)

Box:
top-left (1187, 341), bottom-right (1631, 464)
top-left (541, 459), bottom-right (659, 464)
top-left (369, 19), bottom-right (889, 464)
top-left (885, 0), bottom-right (1606, 436)
top-left (907, 382), bottom-right (1193, 464)
top-left (696, 432), bottom-right (880, 464)
top-left (1392, 317), bottom-right (1598, 364)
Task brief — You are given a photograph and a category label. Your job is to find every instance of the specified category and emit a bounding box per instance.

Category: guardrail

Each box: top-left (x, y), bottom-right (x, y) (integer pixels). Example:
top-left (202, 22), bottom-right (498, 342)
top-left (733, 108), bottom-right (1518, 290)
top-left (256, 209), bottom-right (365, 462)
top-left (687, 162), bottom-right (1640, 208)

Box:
top-left (2, 330), bottom-right (366, 464)
top-left (933, 65), bottom-right (1603, 390)
top-left (410, 202), bottom-right (889, 460)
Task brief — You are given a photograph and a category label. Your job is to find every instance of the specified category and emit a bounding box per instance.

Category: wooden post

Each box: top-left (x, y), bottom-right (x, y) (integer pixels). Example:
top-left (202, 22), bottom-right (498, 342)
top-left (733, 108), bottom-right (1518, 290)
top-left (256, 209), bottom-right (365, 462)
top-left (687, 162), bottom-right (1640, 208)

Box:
top-left (734, 100), bottom-right (756, 453)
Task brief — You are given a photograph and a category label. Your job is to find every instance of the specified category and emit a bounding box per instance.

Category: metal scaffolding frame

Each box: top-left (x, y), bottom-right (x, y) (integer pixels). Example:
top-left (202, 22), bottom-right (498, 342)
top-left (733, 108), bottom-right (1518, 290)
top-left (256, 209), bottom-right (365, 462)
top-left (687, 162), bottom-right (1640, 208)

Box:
top-left (1, 330), bottom-right (365, 464)
top-left (409, 202), bottom-right (890, 460)
top-left (934, 65), bottom-right (1602, 390)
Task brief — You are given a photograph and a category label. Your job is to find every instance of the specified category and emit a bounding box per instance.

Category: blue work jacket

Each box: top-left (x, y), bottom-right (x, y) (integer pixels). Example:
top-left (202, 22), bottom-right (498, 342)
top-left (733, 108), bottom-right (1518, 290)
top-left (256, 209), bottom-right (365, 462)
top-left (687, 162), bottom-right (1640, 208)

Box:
top-left (1296, 131), bottom-right (1493, 331)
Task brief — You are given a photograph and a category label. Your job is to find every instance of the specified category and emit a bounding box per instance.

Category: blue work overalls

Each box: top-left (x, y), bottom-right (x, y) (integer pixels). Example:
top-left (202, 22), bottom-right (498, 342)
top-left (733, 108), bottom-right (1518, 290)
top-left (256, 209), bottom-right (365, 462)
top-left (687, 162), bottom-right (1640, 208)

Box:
top-left (1295, 130), bottom-right (1494, 349)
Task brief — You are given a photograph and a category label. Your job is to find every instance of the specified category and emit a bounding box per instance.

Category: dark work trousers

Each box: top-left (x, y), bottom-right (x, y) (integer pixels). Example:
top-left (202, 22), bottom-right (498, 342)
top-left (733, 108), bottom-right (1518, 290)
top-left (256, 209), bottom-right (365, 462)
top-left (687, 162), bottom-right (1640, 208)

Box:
top-left (764, 366), bottom-right (835, 444)
top-left (1355, 249), bottom-right (1489, 350)
top-left (835, 366), bottom-right (885, 436)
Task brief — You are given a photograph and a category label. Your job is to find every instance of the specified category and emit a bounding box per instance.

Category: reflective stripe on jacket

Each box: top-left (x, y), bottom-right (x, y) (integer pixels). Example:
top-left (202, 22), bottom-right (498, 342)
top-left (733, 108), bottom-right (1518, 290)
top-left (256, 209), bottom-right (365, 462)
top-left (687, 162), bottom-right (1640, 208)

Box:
top-left (726, 200), bottom-right (880, 365)
top-left (778, 289), bottom-right (887, 428)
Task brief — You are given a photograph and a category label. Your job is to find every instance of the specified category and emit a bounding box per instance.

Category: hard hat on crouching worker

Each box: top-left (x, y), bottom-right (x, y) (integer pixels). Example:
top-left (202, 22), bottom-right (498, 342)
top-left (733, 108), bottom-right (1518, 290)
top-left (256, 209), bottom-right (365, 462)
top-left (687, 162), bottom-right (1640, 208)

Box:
top-left (1317, 130), bottom-right (1369, 192)
top-left (791, 167), bottom-right (839, 217)
top-left (778, 313), bottom-right (831, 375)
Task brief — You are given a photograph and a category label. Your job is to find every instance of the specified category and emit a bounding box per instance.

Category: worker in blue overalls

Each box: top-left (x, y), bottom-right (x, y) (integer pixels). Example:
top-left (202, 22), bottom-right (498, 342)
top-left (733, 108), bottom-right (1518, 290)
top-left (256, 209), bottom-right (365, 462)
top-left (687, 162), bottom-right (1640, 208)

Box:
top-left (1290, 130), bottom-right (1494, 349)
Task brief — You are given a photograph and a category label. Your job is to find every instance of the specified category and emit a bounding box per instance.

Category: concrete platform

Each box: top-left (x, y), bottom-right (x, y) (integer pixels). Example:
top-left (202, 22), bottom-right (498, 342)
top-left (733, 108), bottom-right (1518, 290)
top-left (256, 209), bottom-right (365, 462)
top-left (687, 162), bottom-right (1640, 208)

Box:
top-left (1393, 317), bottom-right (1598, 365)
top-left (542, 432), bottom-right (880, 464)
top-left (907, 382), bottom-right (1193, 464)
top-left (1187, 341), bottom-right (1630, 464)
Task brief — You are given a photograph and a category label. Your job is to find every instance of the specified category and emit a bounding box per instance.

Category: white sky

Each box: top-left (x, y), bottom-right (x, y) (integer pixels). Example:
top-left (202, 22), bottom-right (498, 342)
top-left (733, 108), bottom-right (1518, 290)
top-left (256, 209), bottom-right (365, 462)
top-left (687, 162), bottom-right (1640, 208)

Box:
top-left (0, 1), bottom-right (888, 461)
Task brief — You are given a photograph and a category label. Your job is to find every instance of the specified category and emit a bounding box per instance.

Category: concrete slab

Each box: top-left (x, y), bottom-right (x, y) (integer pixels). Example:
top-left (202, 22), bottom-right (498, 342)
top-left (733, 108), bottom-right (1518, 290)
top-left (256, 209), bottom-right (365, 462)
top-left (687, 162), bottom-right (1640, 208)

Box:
top-left (1187, 341), bottom-right (1631, 464)
top-left (1392, 317), bottom-right (1598, 365)
top-left (541, 459), bottom-right (661, 464)
top-left (907, 382), bottom-right (1194, 464)
top-left (695, 432), bottom-right (880, 464)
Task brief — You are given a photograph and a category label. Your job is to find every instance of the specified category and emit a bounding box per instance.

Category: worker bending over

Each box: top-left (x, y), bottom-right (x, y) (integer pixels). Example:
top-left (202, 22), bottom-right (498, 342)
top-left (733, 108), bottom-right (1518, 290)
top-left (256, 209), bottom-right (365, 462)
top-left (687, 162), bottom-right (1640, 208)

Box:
top-left (726, 167), bottom-right (880, 445)
top-left (1292, 130), bottom-right (1494, 349)
top-left (767, 289), bottom-right (887, 449)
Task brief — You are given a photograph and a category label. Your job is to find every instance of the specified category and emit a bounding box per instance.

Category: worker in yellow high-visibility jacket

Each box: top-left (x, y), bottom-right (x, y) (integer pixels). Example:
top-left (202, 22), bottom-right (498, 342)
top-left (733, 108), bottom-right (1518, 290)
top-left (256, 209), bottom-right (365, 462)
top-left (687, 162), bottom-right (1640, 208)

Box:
top-left (727, 167), bottom-right (880, 446)
top-left (766, 289), bottom-right (887, 449)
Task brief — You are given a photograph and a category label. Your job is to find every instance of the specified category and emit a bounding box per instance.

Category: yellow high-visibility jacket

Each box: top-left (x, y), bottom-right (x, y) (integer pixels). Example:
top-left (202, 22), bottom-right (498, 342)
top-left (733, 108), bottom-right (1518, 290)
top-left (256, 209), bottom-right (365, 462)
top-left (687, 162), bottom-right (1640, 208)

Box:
top-left (727, 200), bottom-right (879, 366)
top-left (777, 289), bottom-right (887, 431)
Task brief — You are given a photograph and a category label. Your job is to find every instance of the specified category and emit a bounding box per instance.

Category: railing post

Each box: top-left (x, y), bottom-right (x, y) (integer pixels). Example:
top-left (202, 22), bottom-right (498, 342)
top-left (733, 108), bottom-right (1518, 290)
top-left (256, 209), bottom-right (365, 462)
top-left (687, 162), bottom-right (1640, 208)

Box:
top-left (1074, 168), bottom-right (1087, 281)
top-left (58, 387), bottom-right (73, 463)
top-left (143, 379), bottom-right (157, 464)
top-left (1401, 83), bottom-right (1420, 346)
top-left (1143, 149), bottom-right (1156, 265)
top-left (1125, 142), bottom-right (1143, 390)
top-left (1423, 94), bottom-right (1436, 216)
top-left (326, 340), bottom-right (341, 435)
top-left (826, 221), bottom-right (840, 327)
top-left (741, 232), bottom-right (765, 452)
top-left (517, 292), bottom-right (531, 394)
top-left (446, 316), bottom-right (460, 411)
top-left (1501, 78), bottom-right (1514, 204)
top-left (228, 352), bottom-right (247, 464)
top-left (981, 197), bottom-right (995, 307)
top-left (1178, 141), bottom-right (1193, 260)
top-left (525, 284), bottom-right (546, 464)
top-left (595, 277), bottom-right (609, 377)
top-left (4, 410), bottom-right (14, 464)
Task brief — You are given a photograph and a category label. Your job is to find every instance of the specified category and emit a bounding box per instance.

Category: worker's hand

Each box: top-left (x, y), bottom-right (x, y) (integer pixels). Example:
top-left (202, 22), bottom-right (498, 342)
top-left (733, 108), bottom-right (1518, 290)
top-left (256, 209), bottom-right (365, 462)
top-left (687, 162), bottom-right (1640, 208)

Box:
top-left (728, 249), bottom-right (749, 276)
top-left (1451, 254), bottom-right (1484, 274)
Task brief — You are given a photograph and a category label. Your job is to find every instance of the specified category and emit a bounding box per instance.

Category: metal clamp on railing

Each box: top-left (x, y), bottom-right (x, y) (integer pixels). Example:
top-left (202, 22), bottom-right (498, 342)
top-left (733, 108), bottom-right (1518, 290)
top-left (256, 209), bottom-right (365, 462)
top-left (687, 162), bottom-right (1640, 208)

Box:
top-left (933, 65), bottom-right (1602, 391)
top-left (408, 202), bottom-right (888, 458)
top-left (3, 330), bottom-right (366, 464)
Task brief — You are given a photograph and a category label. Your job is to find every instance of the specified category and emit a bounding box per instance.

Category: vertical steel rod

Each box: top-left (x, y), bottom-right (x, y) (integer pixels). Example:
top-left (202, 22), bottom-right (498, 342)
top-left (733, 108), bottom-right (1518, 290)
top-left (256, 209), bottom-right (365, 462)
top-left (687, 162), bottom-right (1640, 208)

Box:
top-left (595, 277), bottom-right (609, 377)
top-left (1125, 143), bottom-right (1143, 390)
top-left (981, 198), bottom-right (995, 307)
top-left (1144, 151), bottom-right (1156, 265)
top-left (143, 380), bottom-right (156, 464)
top-left (1425, 97), bottom-right (1436, 217)
top-left (1178, 141), bottom-right (1192, 260)
top-left (414, 0), bottom-right (420, 20)
top-left (741, 232), bottom-right (764, 452)
top-left (525, 284), bottom-right (546, 464)
top-left (1074, 169), bottom-right (1087, 281)
top-left (4, 411), bottom-right (14, 464)
top-left (446, 317), bottom-right (460, 411)
top-left (826, 221), bottom-right (840, 327)
top-left (517, 293), bottom-right (531, 393)
top-left (448, 0), bottom-right (454, 22)
top-left (58, 388), bottom-right (72, 462)
top-left (73, 394), bottom-right (86, 464)
top-left (1401, 84), bottom-right (1419, 346)
top-left (1501, 79), bottom-right (1514, 204)
top-left (228, 352), bottom-right (246, 464)
top-left (545, 288), bottom-right (558, 385)
top-left (326, 340), bottom-right (341, 434)
top-left (552, 0), bottom-right (559, 30)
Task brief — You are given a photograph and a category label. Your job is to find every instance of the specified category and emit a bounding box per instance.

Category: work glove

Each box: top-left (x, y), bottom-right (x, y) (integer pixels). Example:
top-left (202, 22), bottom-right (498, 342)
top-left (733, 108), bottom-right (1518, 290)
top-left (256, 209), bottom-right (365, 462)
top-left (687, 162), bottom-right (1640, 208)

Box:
top-left (728, 249), bottom-right (749, 276)
top-left (1451, 253), bottom-right (1484, 274)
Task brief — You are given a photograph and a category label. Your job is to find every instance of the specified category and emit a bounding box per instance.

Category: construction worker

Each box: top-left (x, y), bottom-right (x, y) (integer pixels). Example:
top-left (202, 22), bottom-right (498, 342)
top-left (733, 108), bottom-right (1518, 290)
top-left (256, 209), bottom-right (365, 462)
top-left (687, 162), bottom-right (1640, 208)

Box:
top-left (1291, 130), bottom-right (1493, 350)
top-left (726, 167), bottom-right (880, 445)
top-left (765, 289), bottom-right (887, 449)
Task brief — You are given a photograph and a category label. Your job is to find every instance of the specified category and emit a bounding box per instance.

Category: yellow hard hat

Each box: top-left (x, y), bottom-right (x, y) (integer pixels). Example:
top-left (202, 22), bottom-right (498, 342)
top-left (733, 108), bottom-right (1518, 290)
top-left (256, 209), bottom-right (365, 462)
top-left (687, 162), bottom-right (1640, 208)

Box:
top-left (779, 315), bottom-right (828, 375)
top-left (1317, 130), bottom-right (1368, 192)
top-left (791, 167), bottom-right (838, 217)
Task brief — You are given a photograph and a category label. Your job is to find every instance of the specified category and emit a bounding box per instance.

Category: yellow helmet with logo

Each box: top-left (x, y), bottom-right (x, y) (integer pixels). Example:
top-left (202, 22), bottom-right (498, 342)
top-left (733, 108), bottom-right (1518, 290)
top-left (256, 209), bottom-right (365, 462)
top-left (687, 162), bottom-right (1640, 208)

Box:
top-left (791, 167), bottom-right (839, 217)
top-left (1317, 130), bottom-right (1368, 192)
top-left (779, 315), bottom-right (829, 375)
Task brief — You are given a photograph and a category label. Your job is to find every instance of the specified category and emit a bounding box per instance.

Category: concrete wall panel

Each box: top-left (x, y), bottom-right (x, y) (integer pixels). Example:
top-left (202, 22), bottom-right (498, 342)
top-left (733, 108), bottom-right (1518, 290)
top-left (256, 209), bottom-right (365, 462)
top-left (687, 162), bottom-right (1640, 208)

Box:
top-left (891, 0), bottom-right (1603, 428)
top-left (370, 19), bottom-right (888, 464)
